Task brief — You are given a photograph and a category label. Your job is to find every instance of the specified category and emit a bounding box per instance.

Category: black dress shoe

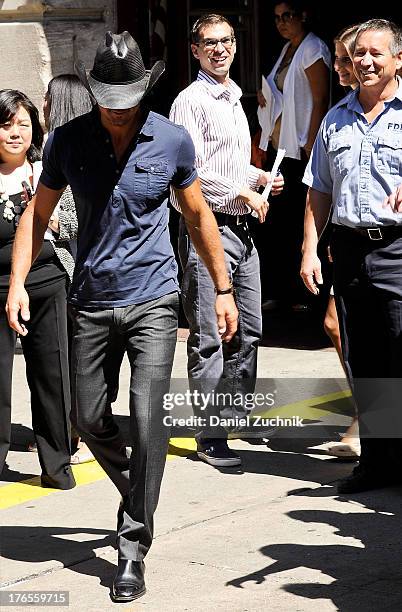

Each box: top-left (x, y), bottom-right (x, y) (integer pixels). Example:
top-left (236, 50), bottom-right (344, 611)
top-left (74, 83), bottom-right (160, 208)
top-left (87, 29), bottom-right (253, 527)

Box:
top-left (111, 560), bottom-right (146, 602)
top-left (337, 468), bottom-right (400, 494)
top-left (196, 439), bottom-right (241, 467)
top-left (41, 468), bottom-right (76, 490)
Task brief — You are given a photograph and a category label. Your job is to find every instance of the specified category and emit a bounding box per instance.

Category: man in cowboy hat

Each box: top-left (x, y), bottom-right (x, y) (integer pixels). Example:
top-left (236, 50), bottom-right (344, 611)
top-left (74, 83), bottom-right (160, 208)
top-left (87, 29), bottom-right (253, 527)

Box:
top-left (7, 31), bottom-right (238, 602)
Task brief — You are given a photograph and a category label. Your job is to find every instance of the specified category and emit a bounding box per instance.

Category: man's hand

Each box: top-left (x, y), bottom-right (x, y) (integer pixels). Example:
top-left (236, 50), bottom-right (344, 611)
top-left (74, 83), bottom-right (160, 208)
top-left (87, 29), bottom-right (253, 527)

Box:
top-left (239, 187), bottom-right (268, 223)
top-left (216, 294), bottom-right (238, 342)
top-left (383, 184), bottom-right (402, 213)
top-left (300, 251), bottom-right (322, 295)
top-left (259, 171), bottom-right (284, 196)
top-left (248, 191), bottom-right (269, 223)
top-left (6, 284), bottom-right (30, 335)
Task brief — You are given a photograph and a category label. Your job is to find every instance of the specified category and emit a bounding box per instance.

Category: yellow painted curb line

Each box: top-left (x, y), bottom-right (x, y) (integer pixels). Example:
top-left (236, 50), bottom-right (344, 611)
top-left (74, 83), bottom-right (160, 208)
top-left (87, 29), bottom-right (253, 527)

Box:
top-left (256, 389), bottom-right (352, 419)
top-left (0, 462), bottom-right (107, 511)
top-left (0, 390), bottom-right (352, 511)
top-left (0, 444), bottom-right (196, 511)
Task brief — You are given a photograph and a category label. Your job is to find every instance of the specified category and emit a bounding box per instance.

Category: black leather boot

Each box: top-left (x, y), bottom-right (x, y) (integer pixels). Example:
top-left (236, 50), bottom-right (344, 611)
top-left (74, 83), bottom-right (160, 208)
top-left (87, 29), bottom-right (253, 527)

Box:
top-left (111, 559), bottom-right (146, 602)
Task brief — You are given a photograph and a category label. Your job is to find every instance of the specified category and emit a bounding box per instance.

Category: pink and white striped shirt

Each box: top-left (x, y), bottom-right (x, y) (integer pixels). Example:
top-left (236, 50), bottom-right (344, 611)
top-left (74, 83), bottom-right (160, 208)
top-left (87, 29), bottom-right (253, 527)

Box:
top-left (169, 70), bottom-right (261, 215)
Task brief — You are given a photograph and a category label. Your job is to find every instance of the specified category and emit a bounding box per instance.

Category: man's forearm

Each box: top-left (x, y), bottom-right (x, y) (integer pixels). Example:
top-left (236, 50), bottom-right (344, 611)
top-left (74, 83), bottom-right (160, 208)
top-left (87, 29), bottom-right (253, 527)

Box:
top-left (186, 206), bottom-right (230, 290)
top-left (302, 188), bottom-right (332, 255)
top-left (300, 188), bottom-right (332, 294)
top-left (10, 197), bottom-right (47, 287)
top-left (175, 180), bottom-right (238, 340)
top-left (10, 183), bottom-right (64, 287)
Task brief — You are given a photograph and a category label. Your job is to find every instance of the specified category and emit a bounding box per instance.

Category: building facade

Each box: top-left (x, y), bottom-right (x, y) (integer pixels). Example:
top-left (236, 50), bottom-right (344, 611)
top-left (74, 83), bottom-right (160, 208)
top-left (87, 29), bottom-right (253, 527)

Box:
top-left (1, 1), bottom-right (399, 121)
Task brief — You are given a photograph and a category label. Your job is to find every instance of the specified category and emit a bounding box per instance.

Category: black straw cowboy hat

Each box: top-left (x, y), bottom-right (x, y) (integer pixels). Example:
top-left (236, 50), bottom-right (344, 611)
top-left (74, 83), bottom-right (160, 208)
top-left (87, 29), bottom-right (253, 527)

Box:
top-left (75, 31), bottom-right (165, 110)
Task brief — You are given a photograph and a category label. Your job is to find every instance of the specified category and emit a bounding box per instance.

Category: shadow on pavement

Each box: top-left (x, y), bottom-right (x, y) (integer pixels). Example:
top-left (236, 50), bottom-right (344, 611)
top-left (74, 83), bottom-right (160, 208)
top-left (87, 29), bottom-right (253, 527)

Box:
top-left (180, 432), bottom-right (355, 484)
top-left (225, 487), bottom-right (402, 610)
top-left (0, 463), bottom-right (36, 483)
top-left (0, 526), bottom-right (116, 589)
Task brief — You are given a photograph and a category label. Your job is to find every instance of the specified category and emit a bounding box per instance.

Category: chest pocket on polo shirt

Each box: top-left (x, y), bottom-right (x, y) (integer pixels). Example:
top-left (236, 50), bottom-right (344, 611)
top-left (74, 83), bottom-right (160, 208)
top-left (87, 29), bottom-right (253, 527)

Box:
top-left (133, 159), bottom-right (169, 205)
top-left (377, 134), bottom-right (402, 175)
top-left (327, 133), bottom-right (352, 175)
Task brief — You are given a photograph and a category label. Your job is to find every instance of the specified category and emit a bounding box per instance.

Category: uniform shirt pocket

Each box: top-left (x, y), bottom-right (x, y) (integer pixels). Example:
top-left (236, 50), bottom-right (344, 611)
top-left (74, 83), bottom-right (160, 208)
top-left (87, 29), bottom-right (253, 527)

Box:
top-left (327, 134), bottom-right (352, 175)
top-left (377, 134), bottom-right (402, 175)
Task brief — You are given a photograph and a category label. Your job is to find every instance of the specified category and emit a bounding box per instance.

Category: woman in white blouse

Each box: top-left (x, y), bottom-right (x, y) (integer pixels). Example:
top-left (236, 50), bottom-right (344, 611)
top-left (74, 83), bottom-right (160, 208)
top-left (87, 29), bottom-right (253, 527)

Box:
top-left (255, 0), bottom-right (331, 311)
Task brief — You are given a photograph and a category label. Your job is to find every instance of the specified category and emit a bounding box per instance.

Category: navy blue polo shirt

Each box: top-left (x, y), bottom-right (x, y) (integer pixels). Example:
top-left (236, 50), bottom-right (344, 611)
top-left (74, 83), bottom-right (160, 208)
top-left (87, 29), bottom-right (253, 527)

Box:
top-left (40, 108), bottom-right (197, 308)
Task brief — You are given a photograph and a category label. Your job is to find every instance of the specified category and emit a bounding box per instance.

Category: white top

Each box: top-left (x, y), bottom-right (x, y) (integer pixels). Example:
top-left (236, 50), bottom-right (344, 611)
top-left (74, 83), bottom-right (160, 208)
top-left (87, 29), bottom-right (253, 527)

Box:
top-left (169, 70), bottom-right (261, 215)
top-left (258, 32), bottom-right (331, 160)
top-left (32, 160), bottom-right (57, 241)
top-left (32, 160), bottom-right (42, 191)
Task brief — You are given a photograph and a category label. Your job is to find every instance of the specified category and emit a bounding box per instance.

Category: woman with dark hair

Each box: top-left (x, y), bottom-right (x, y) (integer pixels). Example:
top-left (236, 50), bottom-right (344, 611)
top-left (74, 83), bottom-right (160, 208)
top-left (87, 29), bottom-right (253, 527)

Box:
top-left (44, 75), bottom-right (94, 286)
top-left (255, 0), bottom-right (331, 311)
top-left (0, 89), bottom-right (75, 489)
top-left (44, 74), bottom-right (95, 132)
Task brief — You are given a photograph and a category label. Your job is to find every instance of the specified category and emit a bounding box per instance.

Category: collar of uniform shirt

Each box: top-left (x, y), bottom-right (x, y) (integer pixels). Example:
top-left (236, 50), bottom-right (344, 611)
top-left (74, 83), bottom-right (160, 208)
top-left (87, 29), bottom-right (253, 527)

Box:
top-left (197, 69), bottom-right (242, 103)
top-left (343, 74), bottom-right (402, 112)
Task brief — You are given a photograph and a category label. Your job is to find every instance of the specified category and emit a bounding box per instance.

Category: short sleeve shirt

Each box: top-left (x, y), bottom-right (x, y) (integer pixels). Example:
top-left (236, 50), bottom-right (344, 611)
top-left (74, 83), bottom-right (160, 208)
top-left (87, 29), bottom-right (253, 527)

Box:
top-left (41, 108), bottom-right (197, 308)
top-left (303, 79), bottom-right (402, 227)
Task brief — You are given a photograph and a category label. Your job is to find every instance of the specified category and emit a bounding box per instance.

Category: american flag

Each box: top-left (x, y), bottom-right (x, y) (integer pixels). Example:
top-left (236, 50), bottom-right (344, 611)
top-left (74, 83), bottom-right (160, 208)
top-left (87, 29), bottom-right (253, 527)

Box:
top-left (149, 0), bottom-right (168, 62)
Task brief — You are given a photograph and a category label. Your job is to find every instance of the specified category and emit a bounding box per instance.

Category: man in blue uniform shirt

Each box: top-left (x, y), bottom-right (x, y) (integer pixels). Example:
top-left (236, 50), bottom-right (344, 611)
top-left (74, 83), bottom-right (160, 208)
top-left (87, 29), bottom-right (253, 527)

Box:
top-left (6, 32), bottom-right (238, 602)
top-left (301, 19), bottom-right (402, 494)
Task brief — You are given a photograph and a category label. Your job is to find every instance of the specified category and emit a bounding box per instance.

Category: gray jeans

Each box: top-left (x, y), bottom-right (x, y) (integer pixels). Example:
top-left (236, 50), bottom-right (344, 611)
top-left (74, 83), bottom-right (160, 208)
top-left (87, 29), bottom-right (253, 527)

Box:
top-left (178, 217), bottom-right (262, 439)
top-left (69, 292), bottom-right (179, 560)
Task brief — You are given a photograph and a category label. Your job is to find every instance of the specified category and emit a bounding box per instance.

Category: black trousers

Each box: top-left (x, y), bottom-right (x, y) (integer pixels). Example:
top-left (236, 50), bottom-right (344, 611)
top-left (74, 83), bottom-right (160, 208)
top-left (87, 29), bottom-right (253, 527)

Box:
top-left (331, 227), bottom-right (402, 472)
top-left (252, 145), bottom-right (310, 304)
top-left (0, 279), bottom-right (75, 488)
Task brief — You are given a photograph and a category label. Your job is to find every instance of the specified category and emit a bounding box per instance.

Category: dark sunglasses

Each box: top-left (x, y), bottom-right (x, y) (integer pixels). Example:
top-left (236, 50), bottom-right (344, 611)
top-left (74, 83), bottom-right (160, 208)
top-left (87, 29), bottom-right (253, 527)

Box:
top-left (274, 11), bottom-right (296, 25)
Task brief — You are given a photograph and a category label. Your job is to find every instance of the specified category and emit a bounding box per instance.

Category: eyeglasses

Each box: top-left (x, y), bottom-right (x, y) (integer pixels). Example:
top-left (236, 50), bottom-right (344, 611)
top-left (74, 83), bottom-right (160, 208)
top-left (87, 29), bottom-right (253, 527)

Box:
top-left (274, 11), bottom-right (296, 25)
top-left (196, 36), bottom-right (236, 51)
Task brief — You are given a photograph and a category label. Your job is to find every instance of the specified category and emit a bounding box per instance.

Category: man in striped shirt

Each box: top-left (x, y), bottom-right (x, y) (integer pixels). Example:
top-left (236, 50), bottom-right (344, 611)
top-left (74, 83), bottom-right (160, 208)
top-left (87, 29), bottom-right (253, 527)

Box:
top-left (170, 13), bottom-right (283, 468)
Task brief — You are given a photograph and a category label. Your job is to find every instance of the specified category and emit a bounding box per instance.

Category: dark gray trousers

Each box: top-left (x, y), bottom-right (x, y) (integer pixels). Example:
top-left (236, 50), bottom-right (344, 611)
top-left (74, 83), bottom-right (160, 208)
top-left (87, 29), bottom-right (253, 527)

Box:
top-left (69, 292), bottom-right (179, 560)
top-left (178, 217), bottom-right (262, 439)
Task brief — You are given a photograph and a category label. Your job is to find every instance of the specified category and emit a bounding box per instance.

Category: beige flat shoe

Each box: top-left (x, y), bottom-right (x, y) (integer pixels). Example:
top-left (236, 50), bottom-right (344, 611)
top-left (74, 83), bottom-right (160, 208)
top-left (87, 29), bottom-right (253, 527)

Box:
top-left (70, 444), bottom-right (95, 465)
top-left (323, 441), bottom-right (360, 459)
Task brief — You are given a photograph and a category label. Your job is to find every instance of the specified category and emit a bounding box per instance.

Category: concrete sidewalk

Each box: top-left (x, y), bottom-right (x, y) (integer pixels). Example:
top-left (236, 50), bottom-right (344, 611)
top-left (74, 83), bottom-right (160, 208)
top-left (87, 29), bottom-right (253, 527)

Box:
top-left (2, 335), bottom-right (402, 611)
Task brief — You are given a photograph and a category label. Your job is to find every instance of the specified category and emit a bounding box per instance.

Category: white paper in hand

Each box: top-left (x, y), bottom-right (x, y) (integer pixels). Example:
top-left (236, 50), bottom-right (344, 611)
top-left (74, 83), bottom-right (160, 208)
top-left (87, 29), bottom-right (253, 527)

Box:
top-left (251, 148), bottom-right (286, 218)
top-left (261, 148), bottom-right (286, 200)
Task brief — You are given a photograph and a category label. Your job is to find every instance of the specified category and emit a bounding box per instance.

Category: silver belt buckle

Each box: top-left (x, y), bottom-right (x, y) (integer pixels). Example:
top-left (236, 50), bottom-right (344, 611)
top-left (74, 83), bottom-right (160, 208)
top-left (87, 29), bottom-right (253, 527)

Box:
top-left (367, 228), bottom-right (382, 240)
